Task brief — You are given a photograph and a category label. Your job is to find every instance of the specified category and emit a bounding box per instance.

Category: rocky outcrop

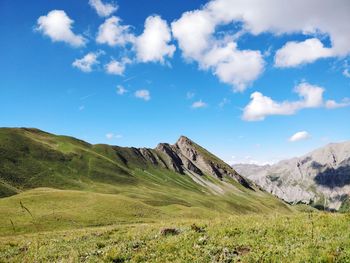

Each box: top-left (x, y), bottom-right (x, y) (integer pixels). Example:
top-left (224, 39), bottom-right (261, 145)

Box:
top-left (233, 141), bottom-right (350, 210)
top-left (154, 136), bottom-right (253, 189)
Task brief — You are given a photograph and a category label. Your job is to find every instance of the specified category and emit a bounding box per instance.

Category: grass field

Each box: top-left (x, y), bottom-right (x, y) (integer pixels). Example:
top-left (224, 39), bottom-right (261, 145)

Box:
top-left (2, 128), bottom-right (344, 262)
top-left (1, 212), bottom-right (349, 262)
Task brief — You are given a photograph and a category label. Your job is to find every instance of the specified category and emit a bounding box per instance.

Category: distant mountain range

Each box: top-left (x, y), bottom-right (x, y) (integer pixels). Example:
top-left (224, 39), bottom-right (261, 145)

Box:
top-left (233, 141), bottom-right (350, 211)
top-left (0, 128), bottom-right (290, 220)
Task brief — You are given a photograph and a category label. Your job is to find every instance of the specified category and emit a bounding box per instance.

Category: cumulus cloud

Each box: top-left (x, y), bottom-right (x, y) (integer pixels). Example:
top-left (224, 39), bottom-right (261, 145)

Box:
top-left (36, 10), bottom-right (86, 47)
top-left (116, 85), bottom-right (128, 95)
top-left (192, 100), bottom-right (207, 109)
top-left (89, 0), bottom-right (118, 17)
top-left (96, 16), bottom-right (134, 46)
top-left (202, 42), bottom-right (264, 91)
top-left (172, 10), bottom-right (264, 91)
top-left (243, 82), bottom-right (350, 121)
top-left (275, 38), bottom-right (333, 67)
top-left (135, 16), bottom-right (175, 63)
top-left (134, 89), bottom-right (150, 101)
top-left (72, 52), bottom-right (101, 72)
top-left (105, 57), bottom-right (131, 75)
top-left (172, 0), bottom-right (350, 88)
top-left (289, 131), bottom-right (311, 142)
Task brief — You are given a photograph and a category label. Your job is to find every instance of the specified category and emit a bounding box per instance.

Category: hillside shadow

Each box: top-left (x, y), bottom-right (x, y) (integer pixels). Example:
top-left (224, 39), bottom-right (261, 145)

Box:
top-left (313, 162), bottom-right (350, 188)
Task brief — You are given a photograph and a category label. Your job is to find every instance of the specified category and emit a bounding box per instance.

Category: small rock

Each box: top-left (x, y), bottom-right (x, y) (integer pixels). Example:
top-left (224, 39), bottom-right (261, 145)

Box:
top-left (160, 227), bottom-right (180, 236)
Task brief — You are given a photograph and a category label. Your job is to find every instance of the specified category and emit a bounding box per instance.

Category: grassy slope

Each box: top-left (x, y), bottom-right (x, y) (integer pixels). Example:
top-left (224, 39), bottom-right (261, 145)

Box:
top-left (0, 128), bottom-right (292, 237)
top-left (1, 213), bottom-right (350, 262)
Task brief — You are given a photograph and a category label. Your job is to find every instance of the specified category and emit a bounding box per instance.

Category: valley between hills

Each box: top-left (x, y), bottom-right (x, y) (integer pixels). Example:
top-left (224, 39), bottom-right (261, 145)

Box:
top-left (1, 128), bottom-right (350, 262)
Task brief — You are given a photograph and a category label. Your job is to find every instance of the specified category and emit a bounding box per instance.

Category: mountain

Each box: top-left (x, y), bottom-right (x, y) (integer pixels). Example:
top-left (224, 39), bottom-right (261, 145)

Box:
top-left (0, 128), bottom-right (291, 235)
top-left (233, 141), bottom-right (350, 211)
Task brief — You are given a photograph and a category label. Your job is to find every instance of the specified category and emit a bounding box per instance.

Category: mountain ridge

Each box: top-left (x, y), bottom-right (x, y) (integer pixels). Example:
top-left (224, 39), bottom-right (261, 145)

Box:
top-left (233, 140), bottom-right (350, 210)
top-left (0, 127), bottom-right (290, 214)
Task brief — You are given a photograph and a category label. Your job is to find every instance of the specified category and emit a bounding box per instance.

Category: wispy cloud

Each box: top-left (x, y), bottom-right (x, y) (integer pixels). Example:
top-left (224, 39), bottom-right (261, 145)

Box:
top-left (192, 100), bottom-right (207, 109)
top-left (106, 133), bottom-right (123, 140)
top-left (116, 85), bottom-right (128, 95)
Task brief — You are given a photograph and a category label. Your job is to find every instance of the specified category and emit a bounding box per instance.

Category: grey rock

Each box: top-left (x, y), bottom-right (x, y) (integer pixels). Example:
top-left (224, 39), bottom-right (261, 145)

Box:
top-left (233, 141), bottom-right (350, 210)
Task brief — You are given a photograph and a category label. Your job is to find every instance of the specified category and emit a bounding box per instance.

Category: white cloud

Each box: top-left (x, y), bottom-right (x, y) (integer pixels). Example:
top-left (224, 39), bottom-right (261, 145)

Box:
top-left (36, 10), bottom-right (86, 47)
top-left (72, 52), bottom-right (101, 72)
top-left (172, 0), bottom-right (350, 87)
top-left (192, 100), bottom-right (207, 109)
top-left (343, 61), bottom-right (350, 78)
top-left (106, 133), bottom-right (122, 140)
top-left (325, 99), bottom-right (350, 109)
top-left (135, 89), bottom-right (151, 101)
top-left (105, 57), bottom-right (131, 75)
top-left (289, 131), bottom-right (311, 142)
top-left (135, 16), bottom-right (175, 63)
top-left (242, 82), bottom-right (324, 121)
top-left (96, 16), bottom-right (134, 46)
top-left (171, 6), bottom-right (264, 91)
top-left (202, 42), bottom-right (264, 92)
top-left (243, 82), bottom-right (350, 121)
top-left (116, 85), bottom-right (128, 95)
top-left (344, 69), bottom-right (350, 78)
top-left (89, 0), bottom-right (118, 17)
top-left (275, 38), bottom-right (333, 67)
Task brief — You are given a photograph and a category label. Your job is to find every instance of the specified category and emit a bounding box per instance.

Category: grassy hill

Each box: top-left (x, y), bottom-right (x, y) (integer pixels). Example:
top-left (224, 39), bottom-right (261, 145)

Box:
top-left (2, 128), bottom-right (350, 262)
top-left (0, 127), bottom-right (293, 236)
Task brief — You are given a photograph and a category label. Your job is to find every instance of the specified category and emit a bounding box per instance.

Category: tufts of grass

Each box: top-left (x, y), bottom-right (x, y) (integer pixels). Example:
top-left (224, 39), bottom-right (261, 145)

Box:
top-left (1, 213), bottom-right (350, 262)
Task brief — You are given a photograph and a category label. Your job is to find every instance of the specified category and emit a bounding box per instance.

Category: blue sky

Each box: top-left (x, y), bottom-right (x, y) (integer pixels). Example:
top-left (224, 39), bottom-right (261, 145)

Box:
top-left (1, 0), bottom-right (349, 164)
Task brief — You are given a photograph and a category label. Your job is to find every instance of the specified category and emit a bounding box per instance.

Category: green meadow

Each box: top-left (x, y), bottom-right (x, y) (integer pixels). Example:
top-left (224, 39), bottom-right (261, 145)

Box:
top-left (1, 128), bottom-right (349, 262)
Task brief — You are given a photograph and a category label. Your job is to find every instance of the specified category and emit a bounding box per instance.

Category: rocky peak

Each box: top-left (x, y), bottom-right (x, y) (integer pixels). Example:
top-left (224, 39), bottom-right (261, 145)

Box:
top-left (176, 135), bottom-right (194, 145)
top-left (154, 136), bottom-right (253, 190)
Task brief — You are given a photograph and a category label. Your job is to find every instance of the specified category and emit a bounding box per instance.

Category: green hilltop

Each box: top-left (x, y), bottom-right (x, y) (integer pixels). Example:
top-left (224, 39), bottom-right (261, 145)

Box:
top-left (0, 127), bottom-right (291, 236)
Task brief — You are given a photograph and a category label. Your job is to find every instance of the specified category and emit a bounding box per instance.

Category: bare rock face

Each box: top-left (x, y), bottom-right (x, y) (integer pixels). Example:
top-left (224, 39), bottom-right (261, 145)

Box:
top-left (155, 143), bottom-right (184, 174)
top-left (233, 141), bottom-right (350, 210)
top-left (154, 136), bottom-right (253, 189)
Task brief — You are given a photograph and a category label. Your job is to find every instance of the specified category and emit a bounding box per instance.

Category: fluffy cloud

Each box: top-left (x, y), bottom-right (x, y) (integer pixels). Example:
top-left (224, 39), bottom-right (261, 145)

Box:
top-left (275, 38), bottom-right (333, 67)
top-left (242, 82), bottom-right (326, 121)
top-left (105, 57), bottom-right (131, 75)
top-left (135, 89), bottom-right (150, 101)
top-left (135, 16), bottom-right (175, 63)
top-left (172, 0), bottom-right (350, 88)
top-left (89, 0), bottom-right (118, 17)
top-left (192, 100), bottom-right (207, 109)
top-left (116, 85), bottom-right (128, 95)
top-left (72, 52), bottom-right (101, 72)
top-left (289, 131), bottom-right (311, 142)
top-left (96, 16), bottom-right (134, 46)
top-left (202, 42), bottom-right (264, 91)
top-left (36, 10), bottom-right (86, 47)
top-left (172, 10), bottom-right (264, 92)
